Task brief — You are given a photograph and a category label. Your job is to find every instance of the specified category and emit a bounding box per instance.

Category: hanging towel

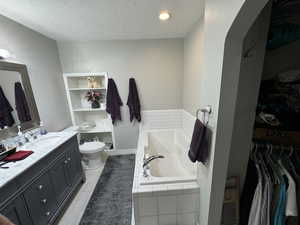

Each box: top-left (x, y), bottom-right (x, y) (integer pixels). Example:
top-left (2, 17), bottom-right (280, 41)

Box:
top-left (0, 86), bottom-right (14, 128)
top-left (188, 118), bottom-right (209, 163)
top-left (106, 78), bottom-right (123, 124)
top-left (15, 82), bottom-right (31, 123)
top-left (127, 78), bottom-right (141, 122)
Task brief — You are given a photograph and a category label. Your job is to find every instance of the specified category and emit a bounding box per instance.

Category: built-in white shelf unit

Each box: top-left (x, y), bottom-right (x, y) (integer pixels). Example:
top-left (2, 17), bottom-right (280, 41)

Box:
top-left (63, 72), bottom-right (115, 149)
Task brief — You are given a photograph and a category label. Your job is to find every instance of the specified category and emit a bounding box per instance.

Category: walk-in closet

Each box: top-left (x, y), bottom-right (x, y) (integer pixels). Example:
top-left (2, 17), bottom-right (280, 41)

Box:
top-left (238, 1), bottom-right (300, 225)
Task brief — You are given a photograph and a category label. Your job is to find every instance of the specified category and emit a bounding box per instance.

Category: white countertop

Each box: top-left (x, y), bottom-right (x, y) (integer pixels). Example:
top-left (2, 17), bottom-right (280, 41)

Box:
top-left (0, 131), bottom-right (77, 188)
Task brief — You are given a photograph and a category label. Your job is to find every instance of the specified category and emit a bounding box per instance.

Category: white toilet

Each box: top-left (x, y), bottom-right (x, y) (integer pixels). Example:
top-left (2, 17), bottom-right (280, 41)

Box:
top-left (79, 141), bottom-right (106, 170)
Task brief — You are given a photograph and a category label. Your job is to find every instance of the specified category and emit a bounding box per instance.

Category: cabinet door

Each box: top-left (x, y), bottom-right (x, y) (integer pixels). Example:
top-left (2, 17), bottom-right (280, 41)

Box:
top-left (1, 196), bottom-right (32, 225)
top-left (23, 173), bottom-right (57, 225)
top-left (66, 144), bottom-right (83, 186)
top-left (49, 155), bottom-right (70, 205)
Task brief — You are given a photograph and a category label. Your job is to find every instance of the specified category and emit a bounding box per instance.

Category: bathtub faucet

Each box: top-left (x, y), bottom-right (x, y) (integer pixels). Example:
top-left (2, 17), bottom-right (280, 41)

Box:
top-left (143, 155), bottom-right (165, 168)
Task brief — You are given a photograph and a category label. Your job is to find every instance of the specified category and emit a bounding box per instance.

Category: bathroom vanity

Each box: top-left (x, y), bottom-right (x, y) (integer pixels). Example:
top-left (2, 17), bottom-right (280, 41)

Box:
top-left (0, 132), bottom-right (84, 225)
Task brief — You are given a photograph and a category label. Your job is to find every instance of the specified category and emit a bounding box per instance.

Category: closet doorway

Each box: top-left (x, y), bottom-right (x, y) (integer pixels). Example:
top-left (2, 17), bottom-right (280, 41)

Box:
top-left (223, 0), bottom-right (300, 224)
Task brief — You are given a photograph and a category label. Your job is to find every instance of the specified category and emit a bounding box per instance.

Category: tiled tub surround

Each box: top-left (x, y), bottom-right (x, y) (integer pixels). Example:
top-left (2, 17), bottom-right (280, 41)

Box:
top-left (133, 110), bottom-right (200, 225)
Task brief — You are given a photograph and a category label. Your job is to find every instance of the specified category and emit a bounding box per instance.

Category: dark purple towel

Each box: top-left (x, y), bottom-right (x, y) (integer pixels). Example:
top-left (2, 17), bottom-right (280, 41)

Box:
top-left (188, 118), bottom-right (209, 163)
top-left (106, 78), bottom-right (123, 124)
top-left (15, 82), bottom-right (31, 123)
top-left (127, 78), bottom-right (141, 122)
top-left (0, 86), bottom-right (14, 128)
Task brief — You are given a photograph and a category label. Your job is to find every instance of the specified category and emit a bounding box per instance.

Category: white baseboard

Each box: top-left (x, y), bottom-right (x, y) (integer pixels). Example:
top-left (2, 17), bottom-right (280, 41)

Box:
top-left (105, 149), bottom-right (136, 156)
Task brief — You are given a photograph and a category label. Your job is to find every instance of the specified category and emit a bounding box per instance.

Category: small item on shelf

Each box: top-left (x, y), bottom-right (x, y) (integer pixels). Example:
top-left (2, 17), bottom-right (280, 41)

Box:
top-left (258, 112), bottom-right (280, 126)
top-left (85, 91), bottom-right (101, 109)
top-left (87, 76), bottom-right (99, 88)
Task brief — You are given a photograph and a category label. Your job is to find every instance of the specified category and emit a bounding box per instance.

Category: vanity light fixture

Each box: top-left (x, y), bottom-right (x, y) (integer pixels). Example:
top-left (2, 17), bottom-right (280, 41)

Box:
top-left (159, 10), bottom-right (171, 21)
top-left (0, 49), bottom-right (11, 59)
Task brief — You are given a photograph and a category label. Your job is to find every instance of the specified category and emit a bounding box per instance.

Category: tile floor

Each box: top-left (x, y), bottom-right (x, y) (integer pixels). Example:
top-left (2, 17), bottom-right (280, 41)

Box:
top-left (57, 166), bottom-right (104, 225)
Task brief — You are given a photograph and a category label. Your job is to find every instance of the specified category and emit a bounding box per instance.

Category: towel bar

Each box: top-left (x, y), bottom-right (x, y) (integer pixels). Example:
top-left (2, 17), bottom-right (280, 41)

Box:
top-left (196, 106), bottom-right (212, 124)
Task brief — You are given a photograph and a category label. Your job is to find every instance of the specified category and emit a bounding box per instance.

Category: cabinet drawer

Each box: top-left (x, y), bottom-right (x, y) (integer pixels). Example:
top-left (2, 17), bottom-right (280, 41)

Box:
top-left (24, 173), bottom-right (57, 225)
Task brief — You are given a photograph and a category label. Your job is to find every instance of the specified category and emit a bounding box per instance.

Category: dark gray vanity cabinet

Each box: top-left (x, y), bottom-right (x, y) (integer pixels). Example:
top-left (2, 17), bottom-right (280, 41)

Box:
top-left (1, 195), bottom-right (32, 225)
top-left (0, 136), bottom-right (85, 225)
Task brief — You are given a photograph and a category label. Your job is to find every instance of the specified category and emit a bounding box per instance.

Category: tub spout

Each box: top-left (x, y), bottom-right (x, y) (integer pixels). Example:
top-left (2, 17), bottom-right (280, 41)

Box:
top-left (143, 155), bottom-right (165, 168)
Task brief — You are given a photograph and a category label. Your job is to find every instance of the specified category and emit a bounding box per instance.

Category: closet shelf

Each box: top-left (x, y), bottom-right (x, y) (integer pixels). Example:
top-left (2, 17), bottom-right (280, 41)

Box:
top-left (253, 127), bottom-right (300, 145)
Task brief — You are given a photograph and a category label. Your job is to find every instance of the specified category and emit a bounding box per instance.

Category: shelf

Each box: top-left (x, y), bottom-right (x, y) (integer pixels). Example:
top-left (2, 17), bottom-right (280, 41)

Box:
top-left (64, 73), bottom-right (107, 78)
top-left (68, 87), bottom-right (106, 91)
top-left (72, 107), bottom-right (106, 112)
top-left (78, 126), bottom-right (112, 134)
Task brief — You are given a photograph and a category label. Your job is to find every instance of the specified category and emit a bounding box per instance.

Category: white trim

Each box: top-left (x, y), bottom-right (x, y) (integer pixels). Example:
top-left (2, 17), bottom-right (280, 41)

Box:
top-left (106, 149), bottom-right (136, 156)
top-left (63, 72), bottom-right (108, 77)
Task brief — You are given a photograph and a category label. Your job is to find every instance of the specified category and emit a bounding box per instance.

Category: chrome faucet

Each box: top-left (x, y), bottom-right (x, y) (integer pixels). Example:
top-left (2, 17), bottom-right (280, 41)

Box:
top-left (143, 155), bottom-right (164, 178)
top-left (143, 155), bottom-right (165, 168)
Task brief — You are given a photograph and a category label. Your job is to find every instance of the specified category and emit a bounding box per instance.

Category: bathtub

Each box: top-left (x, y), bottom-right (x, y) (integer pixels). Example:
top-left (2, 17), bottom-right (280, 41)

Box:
top-left (132, 128), bottom-right (200, 225)
top-left (140, 129), bottom-right (197, 185)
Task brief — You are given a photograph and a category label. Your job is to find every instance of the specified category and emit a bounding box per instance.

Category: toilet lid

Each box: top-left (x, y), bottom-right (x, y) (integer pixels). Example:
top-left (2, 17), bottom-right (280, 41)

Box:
top-left (79, 142), bottom-right (105, 154)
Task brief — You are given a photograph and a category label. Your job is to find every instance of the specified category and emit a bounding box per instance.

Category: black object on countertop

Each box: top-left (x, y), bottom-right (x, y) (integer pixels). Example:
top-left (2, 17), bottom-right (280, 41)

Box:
top-left (106, 78), bottom-right (123, 124)
top-left (188, 118), bottom-right (209, 163)
top-left (15, 82), bottom-right (31, 123)
top-left (127, 78), bottom-right (141, 123)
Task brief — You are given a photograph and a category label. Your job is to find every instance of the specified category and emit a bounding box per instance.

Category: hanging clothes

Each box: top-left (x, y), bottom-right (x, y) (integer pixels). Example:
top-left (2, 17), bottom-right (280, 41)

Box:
top-left (127, 78), bottom-right (141, 122)
top-left (260, 157), bottom-right (272, 225)
top-left (14, 82), bottom-right (31, 123)
top-left (0, 86), bottom-right (14, 128)
top-left (242, 144), bottom-right (300, 225)
top-left (281, 164), bottom-right (298, 217)
top-left (248, 163), bottom-right (263, 225)
top-left (240, 159), bottom-right (259, 225)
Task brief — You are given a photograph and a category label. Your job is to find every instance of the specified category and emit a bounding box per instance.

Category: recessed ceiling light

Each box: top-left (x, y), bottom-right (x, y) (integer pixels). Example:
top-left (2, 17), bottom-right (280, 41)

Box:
top-left (159, 10), bottom-right (171, 21)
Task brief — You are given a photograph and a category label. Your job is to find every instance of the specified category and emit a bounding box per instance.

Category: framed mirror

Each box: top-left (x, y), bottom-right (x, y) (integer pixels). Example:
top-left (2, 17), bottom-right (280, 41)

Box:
top-left (0, 61), bottom-right (40, 138)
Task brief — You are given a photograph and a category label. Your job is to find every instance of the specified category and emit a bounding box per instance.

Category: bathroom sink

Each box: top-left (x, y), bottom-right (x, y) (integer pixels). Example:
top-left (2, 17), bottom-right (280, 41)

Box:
top-left (23, 135), bottom-right (62, 150)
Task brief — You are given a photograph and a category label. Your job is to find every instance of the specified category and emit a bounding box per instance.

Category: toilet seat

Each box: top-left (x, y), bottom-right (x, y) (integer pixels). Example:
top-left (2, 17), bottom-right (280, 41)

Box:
top-left (79, 142), bottom-right (105, 154)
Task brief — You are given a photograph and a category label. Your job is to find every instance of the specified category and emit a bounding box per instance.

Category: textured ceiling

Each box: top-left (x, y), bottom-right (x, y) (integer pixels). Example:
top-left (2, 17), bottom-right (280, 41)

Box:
top-left (0, 0), bottom-right (204, 41)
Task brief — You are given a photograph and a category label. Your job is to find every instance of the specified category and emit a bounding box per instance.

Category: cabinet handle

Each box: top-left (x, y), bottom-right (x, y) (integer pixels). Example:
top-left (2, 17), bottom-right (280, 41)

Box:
top-left (37, 185), bottom-right (43, 190)
top-left (64, 160), bottom-right (68, 164)
top-left (41, 199), bottom-right (47, 204)
top-left (45, 211), bottom-right (50, 217)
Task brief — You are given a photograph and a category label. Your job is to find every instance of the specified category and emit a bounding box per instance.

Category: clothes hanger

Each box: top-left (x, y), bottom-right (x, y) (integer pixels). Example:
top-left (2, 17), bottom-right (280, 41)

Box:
top-left (268, 144), bottom-right (281, 184)
top-left (283, 146), bottom-right (299, 177)
top-left (265, 144), bottom-right (275, 183)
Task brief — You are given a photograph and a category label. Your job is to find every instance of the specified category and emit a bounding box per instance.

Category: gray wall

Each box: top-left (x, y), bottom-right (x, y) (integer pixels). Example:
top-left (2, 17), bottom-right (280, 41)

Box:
top-left (226, 4), bottom-right (271, 187)
top-left (183, 19), bottom-right (205, 115)
top-left (57, 39), bottom-right (184, 149)
top-left (0, 15), bottom-right (71, 131)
